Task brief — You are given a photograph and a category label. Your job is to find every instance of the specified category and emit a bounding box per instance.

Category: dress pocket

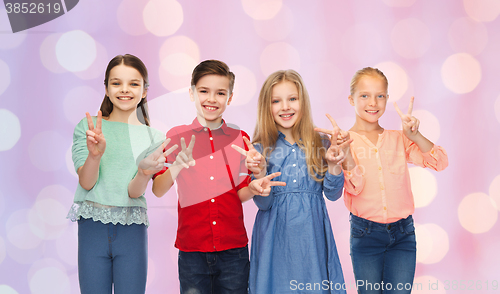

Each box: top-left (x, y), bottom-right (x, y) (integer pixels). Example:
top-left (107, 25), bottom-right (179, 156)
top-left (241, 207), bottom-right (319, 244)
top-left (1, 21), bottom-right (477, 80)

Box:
top-left (350, 225), bottom-right (368, 238)
top-left (383, 150), bottom-right (406, 175)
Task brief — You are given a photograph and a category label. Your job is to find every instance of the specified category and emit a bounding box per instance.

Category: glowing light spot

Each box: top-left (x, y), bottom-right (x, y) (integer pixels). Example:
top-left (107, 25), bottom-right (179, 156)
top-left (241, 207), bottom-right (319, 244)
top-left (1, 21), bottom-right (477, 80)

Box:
top-left (33, 199), bottom-right (68, 227)
top-left (74, 42), bottom-right (109, 80)
top-left (56, 227), bottom-right (78, 267)
top-left (230, 65), bottom-right (257, 106)
top-left (0, 9), bottom-right (27, 49)
top-left (409, 167), bottom-right (437, 208)
top-left (415, 223), bottom-right (449, 264)
top-left (143, 0), bottom-right (183, 37)
top-left (147, 258), bottom-right (156, 287)
top-left (0, 191), bottom-right (4, 218)
top-left (342, 24), bottom-right (383, 65)
top-left (489, 175), bottom-right (500, 211)
top-left (40, 34), bottom-right (66, 74)
top-left (391, 18), bottom-right (431, 59)
top-left (253, 4), bottom-right (293, 41)
top-left (0, 109), bottom-right (21, 151)
top-left (161, 53), bottom-right (197, 77)
top-left (0, 237), bottom-right (5, 265)
top-left (0, 59), bottom-right (11, 96)
top-left (374, 61), bottom-right (408, 102)
top-left (63, 86), bottom-right (101, 125)
top-left (448, 17), bottom-right (488, 56)
top-left (458, 193), bottom-right (498, 234)
top-left (56, 30), bottom-right (97, 72)
top-left (494, 95), bottom-right (500, 125)
top-left (0, 285), bottom-right (19, 294)
top-left (117, 0), bottom-right (149, 35)
top-left (7, 223), bottom-right (42, 250)
top-left (28, 131), bottom-right (66, 172)
top-left (29, 267), bottom-right (70, 294)
top-left (412, 110), bottom-right (440, 143)
top-left (148, 88), bottom-right (195, 130)
top-left (260, 42), bottom-right (301, 77)
top-left (382, 0), bottom-right (416, 7)
top-left (441, 53), bottom-right (481, 94)
top-left (66, 147), bottom-right (78, 178)
top-left (463, 0), bottom-right (500, 22)
top-left (413, 276), bottom-right (446, 294)
top-left (158, 36), bottom-right (200, 91)
top-left (241, 0), bottom-right (282, 20)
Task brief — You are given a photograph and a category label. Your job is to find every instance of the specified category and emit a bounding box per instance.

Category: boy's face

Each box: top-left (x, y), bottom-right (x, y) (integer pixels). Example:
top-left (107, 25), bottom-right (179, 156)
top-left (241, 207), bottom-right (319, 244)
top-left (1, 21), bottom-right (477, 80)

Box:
top-left (190, 74), bottom-right (233, 128)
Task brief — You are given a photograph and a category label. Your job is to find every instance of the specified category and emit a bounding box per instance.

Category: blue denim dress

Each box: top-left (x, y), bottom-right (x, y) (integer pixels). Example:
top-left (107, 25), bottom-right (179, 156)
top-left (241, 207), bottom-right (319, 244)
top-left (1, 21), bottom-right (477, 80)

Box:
top-left (249, 133), bottom-right (346, 293)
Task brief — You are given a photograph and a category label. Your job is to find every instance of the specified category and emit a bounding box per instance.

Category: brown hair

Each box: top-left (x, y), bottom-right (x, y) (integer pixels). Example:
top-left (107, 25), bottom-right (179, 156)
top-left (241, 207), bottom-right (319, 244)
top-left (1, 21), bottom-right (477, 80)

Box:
top-left (191, 60), bottom-right (235, 93)
top-left (100, 54), bottom-right (150, 126)
top-left (253, 70), bottom-right (328, 182)
top-left (350, 67), bottom-right (388, 95)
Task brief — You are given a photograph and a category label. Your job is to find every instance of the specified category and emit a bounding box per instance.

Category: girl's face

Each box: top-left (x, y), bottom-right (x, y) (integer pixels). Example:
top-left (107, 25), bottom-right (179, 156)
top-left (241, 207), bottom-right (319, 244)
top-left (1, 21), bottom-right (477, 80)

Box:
top-left (271, 81), bottom-right (301, 133)
top-left (349, 75), bottom-right (388, 124)
top-left (105, 64), bottom-right (147, 115)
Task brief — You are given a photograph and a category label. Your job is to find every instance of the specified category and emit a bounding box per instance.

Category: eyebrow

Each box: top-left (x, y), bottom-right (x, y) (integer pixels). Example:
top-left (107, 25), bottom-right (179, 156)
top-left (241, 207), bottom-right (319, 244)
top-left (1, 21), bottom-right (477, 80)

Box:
top-left (198, 86), bottom-right (228, 92)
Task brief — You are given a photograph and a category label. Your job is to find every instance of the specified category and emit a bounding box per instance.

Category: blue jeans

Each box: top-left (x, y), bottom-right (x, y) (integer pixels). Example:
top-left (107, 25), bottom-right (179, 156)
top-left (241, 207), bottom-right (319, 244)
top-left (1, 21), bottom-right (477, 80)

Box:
top-left (77, 218), bottom-right (148, 294)
top-left (350, 214), bottom-right (416, 294)
top-left (178, 246), bottom-right (250, 294)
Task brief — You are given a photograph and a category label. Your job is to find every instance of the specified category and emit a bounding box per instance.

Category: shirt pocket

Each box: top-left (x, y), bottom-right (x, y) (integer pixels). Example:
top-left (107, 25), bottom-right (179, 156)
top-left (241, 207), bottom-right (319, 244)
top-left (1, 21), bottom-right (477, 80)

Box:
top-left (383, 150), bottom-right (406, 175)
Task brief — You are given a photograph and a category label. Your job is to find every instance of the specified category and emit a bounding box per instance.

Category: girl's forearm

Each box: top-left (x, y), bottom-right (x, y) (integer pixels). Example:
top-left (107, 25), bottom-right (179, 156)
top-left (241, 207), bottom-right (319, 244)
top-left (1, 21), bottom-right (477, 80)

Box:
top-left (77, 154), bottom-right (102, 190)
top-left (128, 169), bottom-right (151, 198)
top-left (410, 132), bottom-right (433, 153)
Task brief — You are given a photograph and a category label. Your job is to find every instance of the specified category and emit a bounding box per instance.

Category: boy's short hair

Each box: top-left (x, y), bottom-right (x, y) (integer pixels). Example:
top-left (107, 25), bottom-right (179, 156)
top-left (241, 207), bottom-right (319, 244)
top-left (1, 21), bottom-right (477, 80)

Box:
top-left (191, 60), bottom-right (235, 94)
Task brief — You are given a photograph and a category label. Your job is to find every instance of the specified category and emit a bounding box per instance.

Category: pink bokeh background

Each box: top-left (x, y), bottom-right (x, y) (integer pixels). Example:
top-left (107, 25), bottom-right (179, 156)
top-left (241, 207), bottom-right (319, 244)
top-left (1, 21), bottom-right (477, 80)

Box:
top-left (1, 0), bottom-right (500, 293)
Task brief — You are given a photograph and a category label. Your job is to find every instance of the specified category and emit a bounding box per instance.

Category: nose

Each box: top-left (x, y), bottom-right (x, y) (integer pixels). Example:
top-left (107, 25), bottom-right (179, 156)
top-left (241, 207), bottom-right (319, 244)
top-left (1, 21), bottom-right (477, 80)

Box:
top-left (368, 96), bottom-right (377, 106)
top-left (207, 93), bottom-right (216, 103)
top-left (282, 100), bottom-right (291, 111)
top-left (121, 84), bottom-right (129, 93)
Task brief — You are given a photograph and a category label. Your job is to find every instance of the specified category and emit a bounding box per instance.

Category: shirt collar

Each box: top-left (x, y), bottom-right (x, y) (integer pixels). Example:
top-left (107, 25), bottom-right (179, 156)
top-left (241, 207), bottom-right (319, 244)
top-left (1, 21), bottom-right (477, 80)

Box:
top-left (189, 118), bottom-right (231, 135)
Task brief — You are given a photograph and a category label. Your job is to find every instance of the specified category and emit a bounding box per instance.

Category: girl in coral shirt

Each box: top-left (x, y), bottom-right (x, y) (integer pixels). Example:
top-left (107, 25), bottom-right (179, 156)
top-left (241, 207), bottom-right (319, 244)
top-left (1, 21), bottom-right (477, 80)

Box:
top-left (333, 67), bottom-right (448, 294)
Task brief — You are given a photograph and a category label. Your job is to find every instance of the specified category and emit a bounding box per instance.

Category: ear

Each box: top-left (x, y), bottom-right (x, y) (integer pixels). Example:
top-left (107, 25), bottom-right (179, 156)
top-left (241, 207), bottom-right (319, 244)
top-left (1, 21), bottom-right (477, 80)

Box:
top-left (348, 95), bottom-right (355, 106)
top-left (189, 86), bottom-right (195, 102)
top-left (226, 92), bottom-right (233, 106)
top-left (142, 88), bottom-right (148, 98)
top-left (105, 85), bottom-right (109, 97)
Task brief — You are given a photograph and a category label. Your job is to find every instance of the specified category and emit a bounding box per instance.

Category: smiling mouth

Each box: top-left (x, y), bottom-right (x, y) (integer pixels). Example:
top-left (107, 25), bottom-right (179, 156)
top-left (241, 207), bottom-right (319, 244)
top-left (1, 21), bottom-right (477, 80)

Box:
top-left (365, 110), bottom-right (379, 114)
top-left (118, 97), bottom-right (133, 100)
top-left (280, 113), bottom-right (294, 119)
top-left (203, 105), bottom-right (218, 111)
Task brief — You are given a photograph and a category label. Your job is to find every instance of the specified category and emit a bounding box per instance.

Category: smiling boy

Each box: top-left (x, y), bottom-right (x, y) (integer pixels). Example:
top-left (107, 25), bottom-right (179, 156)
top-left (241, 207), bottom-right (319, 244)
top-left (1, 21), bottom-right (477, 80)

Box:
top-left (152, 60), bottom-right (252, 293)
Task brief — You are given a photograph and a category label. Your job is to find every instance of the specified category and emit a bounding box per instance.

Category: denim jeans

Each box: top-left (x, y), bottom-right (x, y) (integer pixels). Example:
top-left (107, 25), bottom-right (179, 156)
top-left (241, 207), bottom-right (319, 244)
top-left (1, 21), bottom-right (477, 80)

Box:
top-left (350, 214), bottom-right (416, 294)
top-left (77, 218), bottom-right (148, 294)
top-left (178, 246), bottom-right (250, 294)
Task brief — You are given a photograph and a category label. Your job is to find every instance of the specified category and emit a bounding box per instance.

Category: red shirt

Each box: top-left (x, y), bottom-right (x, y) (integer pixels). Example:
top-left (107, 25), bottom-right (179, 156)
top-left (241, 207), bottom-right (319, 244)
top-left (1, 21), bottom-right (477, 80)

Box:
top-left (154, 118), bottom-right (250, 252)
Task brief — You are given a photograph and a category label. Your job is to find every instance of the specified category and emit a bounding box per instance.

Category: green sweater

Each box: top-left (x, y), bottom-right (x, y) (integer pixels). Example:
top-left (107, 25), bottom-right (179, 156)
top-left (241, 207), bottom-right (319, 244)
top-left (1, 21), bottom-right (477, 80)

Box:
top-left (71, 117), bottom-right (165, 209)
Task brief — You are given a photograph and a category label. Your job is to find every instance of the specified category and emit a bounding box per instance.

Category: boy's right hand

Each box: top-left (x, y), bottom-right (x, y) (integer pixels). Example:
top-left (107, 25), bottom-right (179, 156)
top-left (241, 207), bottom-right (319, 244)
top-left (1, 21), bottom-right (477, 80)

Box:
top-left (86, 111), bottom-right (106, 158)
top-left (173, 135), bottom-right (196, 169)
top-left (231, 137), bottom-right (266, 178)
top-left (248, 172), bottom-right (286, 196)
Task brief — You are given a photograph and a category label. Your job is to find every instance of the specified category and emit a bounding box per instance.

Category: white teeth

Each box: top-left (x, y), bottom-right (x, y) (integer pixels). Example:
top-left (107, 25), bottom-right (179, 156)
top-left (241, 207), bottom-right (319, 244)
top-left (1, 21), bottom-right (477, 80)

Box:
top-left (118, 97), bottom-right (132, 100)
top-left (205, 106), bottom-right (217, 110)
top-left (281, 114), bottom-right (293, 118)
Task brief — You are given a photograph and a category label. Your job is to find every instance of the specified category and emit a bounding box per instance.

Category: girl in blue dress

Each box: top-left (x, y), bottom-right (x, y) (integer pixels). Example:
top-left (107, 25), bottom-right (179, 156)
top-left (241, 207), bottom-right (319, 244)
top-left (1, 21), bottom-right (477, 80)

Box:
top-left (246, 70), bottom-right (350, 293)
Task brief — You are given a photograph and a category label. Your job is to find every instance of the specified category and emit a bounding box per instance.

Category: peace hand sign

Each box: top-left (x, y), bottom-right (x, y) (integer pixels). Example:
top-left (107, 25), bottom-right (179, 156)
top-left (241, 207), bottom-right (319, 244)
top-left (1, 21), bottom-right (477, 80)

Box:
top-left (248, 172), bottom-right (287, 196)
top-left (394, 97), bottom-right (419, 139)
top-left (231, 137), bottom-right (266, 177)
top-left (86, 111), bottom-right (106, 157)
top-left (174, 135), bottom-right (196, 169)
top-left (314, 114), bottom-right (353, 165)
top-left (138, 139), bottom-right (178, 176)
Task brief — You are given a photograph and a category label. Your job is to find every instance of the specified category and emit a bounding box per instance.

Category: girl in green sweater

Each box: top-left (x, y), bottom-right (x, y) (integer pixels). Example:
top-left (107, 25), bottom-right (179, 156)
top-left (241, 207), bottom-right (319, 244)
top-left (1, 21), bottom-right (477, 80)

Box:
top-left (67, 54), bottom-right (177, 294)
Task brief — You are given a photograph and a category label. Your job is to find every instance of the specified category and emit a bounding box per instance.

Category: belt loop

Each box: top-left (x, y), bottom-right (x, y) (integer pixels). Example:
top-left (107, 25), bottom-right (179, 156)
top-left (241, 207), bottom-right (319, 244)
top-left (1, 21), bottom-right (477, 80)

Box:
top-left (367, 220), bottom-right (372, 234)
top-left (399, 220), bottom-right (404, 233)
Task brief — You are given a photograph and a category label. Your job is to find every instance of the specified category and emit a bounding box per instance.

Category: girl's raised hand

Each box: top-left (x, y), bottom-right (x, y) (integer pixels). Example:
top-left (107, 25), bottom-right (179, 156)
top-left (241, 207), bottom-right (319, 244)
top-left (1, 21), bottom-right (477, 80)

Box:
top-left (173, 135), bottom-right (196, 169)
top-left (315, 114), bottom-right (353, 165)
top-left (248, 172), bottom-right (286, 196)
top-left (138, 139), bottom-right (178, 176)
top-left (231, 137), bottom-right (266, 177)
top-left (86, 111), bottom-right (106, 157)
top-left (394, 97), bottom-right (420, 140)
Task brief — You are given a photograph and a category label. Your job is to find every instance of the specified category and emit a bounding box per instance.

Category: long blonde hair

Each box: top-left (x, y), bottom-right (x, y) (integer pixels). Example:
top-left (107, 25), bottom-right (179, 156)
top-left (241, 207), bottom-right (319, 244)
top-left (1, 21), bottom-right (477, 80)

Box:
top-left (253, 70), bottom-right (327, 182)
